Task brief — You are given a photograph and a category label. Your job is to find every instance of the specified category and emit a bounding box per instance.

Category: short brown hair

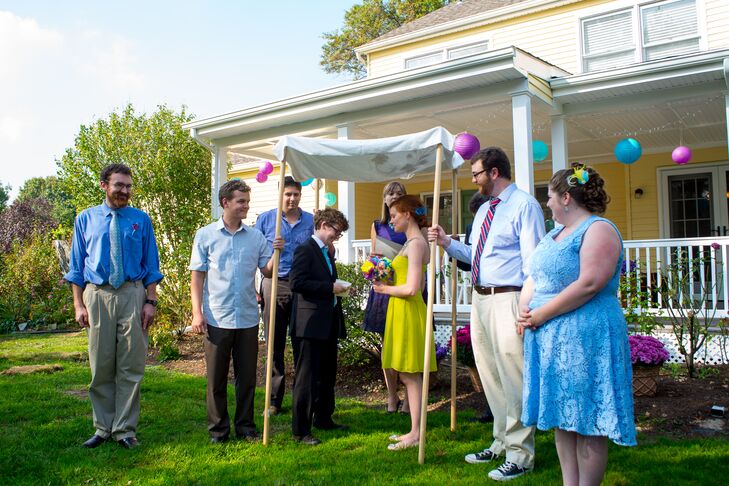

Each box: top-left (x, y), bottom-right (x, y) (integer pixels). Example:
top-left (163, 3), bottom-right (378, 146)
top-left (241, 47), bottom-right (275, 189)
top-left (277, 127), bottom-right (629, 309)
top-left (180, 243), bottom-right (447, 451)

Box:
top-left (218, 179), bottom-right (251, 206)
top-left (100, 164), bottom-right (132, 182)
top-left (472, 147), bottom-right (511, 180)
top-left (389, 195), bottom-right (427, 228)
top-left (550, 163), bottom-right (610, 214)
top-left (314, 208), bottom-right (349, 232)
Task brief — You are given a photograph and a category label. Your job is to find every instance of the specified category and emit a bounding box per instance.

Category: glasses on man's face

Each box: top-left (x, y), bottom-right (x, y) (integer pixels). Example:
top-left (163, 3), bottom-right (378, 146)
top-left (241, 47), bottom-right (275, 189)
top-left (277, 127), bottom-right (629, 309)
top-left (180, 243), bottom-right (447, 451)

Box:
top-left (328, 224), bottom-right (343, 238)
top-left (111, 182), bottom-right (133, 191)
top-left (471, 169), bottom-right (487, 180)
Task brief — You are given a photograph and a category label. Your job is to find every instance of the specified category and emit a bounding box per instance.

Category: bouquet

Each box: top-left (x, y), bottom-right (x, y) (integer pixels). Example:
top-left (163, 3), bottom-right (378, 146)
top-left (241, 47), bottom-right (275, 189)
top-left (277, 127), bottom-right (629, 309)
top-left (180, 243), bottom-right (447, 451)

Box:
top-left (360, 256), bottom-right (393, 282)
top-left (448, 324), bottom-right (475, 367)
top-left (628, 335), bottom-right (669, 366)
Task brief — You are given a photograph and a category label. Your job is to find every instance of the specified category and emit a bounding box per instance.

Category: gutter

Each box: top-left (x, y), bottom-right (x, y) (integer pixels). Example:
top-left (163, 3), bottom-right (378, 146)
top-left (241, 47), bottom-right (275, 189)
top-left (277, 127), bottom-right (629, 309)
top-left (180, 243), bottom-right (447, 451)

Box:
top-left (189, 128), bottom-right (215, 153)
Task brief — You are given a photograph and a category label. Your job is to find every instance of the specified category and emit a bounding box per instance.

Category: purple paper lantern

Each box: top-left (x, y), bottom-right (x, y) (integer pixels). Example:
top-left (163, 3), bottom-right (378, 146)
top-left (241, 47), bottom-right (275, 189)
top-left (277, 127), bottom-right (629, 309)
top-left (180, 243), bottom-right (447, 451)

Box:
top-left (260, 161), bottom-right (274, 175)
top-left (672, 146), bottom-right (692, 165)
top-left (255, 172), bottom-right (268, 183)
top-left (454, 132), bottom-right (481, 160)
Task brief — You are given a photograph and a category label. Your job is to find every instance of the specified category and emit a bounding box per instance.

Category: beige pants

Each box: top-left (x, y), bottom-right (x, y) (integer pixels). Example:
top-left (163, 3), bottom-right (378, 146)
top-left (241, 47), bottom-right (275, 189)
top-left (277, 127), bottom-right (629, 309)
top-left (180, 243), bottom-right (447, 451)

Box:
top-left (84, 281), bottom-right (147, 440)
top-left (471, 291), bottom-right (535, 469)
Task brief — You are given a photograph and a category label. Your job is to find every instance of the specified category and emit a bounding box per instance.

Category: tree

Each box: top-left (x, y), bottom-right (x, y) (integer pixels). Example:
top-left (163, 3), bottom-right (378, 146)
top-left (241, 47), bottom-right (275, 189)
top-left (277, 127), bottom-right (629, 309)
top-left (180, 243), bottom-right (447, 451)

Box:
top-left (57, 104), bottom-right (212, 334)
top-left (17, 176), bottom-right (76, 228)
top-left (0, 198), bottom-right (56, 253)
top-left (320, 0), bottom-right (449, 79)
top-left (0, 181), bottom-right (10, 212)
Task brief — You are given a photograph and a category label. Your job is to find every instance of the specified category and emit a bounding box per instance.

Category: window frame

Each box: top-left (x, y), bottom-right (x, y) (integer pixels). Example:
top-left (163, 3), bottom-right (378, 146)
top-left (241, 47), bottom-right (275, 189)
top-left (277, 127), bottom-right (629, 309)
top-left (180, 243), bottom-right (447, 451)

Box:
top-left (403, 39), bottom-right (490, 71)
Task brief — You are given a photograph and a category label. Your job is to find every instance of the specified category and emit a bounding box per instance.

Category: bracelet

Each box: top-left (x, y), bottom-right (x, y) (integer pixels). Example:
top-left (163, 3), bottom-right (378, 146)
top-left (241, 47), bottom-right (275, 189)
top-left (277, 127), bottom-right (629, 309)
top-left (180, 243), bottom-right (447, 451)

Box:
top-left (145, 299), bottom-right (158, 307)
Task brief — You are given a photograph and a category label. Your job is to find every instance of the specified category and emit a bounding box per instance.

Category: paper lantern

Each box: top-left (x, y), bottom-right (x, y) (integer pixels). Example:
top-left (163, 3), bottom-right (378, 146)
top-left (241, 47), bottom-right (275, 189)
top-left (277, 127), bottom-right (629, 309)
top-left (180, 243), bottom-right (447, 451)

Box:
top-left (615, 138), bottom-right (642, 165)
top-left (255, 172), bottom-right (268, 183)
top-left (301, 178), bottom-right (314, 186)
top-left (532, 140), bottom-right (549, 162)
top-left (672, 146), bottom-right (692, 165)
top-left (454, 132), bottom-right (481, 160)
top-left (260, 161), bottom-right (274, 175)
top-left (324, 192), bottom-right (337, 207)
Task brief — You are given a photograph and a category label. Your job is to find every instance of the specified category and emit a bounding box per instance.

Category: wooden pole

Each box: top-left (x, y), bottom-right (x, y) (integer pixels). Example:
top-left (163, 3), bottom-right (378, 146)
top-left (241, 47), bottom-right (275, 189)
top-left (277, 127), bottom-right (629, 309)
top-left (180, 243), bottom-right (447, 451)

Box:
top-left (419, 144), bottom-right (443, 465)
top-left (263, 159), bottom-right (287, 446)
top-left (314, 179), bottom-right (321, 211)
top-left (450, 168), bottom-right (459, 431)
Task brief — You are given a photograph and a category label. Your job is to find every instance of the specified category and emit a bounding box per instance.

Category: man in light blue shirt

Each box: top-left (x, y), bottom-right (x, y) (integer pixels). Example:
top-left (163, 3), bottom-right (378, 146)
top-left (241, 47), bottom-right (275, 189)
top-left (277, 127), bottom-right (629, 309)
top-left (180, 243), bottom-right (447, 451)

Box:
top-left (429, 147), bottom-right (544, 481)
top-left (190, 179), bottom-right (283, 444)
top-left (254, 176), bottom-right (314, 415)
top-left (65, 163), bottom-right (163, 450)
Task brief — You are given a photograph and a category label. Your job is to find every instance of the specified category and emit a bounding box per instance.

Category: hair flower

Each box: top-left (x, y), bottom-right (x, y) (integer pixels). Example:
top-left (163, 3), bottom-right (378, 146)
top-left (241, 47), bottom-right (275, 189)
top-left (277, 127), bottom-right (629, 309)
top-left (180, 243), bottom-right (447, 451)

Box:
top-left (415, 207), bottom-right (427, 216)
top-left (567, 164), bottom-right (589, 187)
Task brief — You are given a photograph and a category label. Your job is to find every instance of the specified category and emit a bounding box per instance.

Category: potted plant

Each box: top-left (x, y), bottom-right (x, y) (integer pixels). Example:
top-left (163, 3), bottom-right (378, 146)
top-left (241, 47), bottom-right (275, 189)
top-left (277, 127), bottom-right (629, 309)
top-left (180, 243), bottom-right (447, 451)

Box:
top-left (629, 335), bottom-right (669, 396)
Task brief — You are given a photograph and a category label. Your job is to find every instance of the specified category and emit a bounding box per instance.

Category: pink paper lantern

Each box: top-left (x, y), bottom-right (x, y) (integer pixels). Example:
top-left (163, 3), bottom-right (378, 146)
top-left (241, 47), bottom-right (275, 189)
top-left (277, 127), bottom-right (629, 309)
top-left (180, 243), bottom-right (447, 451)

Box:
top-left (672, 146), bottom-right (692, 165)
top-left (255, 172), bottom-right (268, 183)
top-left (260, 161), bottom-right (274, 175)
top-left (454, 132), bottom-right (481, 160)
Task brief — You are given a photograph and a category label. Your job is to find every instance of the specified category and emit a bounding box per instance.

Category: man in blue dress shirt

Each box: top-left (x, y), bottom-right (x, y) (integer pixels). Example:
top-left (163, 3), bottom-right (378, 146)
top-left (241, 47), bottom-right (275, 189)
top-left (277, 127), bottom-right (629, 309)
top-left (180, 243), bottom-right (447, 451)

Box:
top-left (190, 179), bottom-right (283, 443)
top-left (65, 164), bottom-right (163, 450)
top-left (255, 176), bottom-right (314, 415)
top-left (429, 148), bottom-right (544, 481)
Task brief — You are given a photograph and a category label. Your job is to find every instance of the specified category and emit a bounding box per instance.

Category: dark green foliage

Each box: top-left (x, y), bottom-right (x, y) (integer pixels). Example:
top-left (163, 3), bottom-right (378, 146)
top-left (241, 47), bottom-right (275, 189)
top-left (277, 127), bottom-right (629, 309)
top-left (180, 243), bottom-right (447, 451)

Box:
top-left (17, 176), bottom-right (76, 228)
top-left (336, 262), bottom-right (381, 366)
top-left (0, 181), bottom-right (9, 212)
top-left (321, 0), bottom-right (449, 79)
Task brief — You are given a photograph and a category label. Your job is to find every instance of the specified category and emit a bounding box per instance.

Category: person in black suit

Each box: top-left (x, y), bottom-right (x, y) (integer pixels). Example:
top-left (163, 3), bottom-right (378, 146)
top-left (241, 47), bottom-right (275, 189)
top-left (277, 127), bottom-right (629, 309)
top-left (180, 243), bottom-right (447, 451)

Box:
top-left (289, 208), bottom-right (350, 445)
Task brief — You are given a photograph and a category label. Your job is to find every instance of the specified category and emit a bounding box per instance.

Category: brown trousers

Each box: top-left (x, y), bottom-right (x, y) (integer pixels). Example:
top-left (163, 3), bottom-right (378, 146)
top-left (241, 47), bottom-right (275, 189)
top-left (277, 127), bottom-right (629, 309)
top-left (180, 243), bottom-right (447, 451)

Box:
top-left (84, 281), bottom-right (147, 440)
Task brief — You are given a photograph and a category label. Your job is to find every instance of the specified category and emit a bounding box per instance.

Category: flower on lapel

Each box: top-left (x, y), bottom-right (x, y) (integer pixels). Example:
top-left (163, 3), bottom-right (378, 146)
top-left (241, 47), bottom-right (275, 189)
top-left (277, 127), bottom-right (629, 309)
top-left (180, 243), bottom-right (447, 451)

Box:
top-left (132, 223), bottom-right (139, 233)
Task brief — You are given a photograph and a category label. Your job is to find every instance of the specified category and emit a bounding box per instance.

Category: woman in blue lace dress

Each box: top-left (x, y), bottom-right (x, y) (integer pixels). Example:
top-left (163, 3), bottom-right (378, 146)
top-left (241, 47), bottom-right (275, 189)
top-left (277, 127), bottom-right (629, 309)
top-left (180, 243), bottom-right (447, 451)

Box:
top-left (363, 181), bottom-right (408, 413)
top-left (517, 165), bottom-right (636, 486)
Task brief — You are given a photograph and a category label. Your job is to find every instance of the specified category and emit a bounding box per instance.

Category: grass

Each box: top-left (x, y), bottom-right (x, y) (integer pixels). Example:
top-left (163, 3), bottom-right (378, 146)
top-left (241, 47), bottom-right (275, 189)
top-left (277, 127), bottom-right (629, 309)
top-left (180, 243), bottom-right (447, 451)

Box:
top-left (1, 333), bottom-right (728, 485)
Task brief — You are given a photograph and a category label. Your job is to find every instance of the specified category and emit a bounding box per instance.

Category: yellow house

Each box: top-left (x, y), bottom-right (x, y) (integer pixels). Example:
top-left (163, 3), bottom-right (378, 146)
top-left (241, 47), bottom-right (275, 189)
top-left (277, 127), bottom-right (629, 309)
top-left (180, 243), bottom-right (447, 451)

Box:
top-left (184, 0), bottom-right (729, 316)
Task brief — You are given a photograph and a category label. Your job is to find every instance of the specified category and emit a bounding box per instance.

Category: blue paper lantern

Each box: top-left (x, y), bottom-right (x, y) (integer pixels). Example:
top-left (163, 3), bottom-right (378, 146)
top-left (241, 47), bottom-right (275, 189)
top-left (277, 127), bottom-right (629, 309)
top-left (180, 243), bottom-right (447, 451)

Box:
top-left (615, 138), bottom-right (642, 165)
top-left (324, 192), bottom-right (337, 207)
top-left (301, 178), bottom-right (314, 186)
top-left (532, 140), bottom-right (549, 162)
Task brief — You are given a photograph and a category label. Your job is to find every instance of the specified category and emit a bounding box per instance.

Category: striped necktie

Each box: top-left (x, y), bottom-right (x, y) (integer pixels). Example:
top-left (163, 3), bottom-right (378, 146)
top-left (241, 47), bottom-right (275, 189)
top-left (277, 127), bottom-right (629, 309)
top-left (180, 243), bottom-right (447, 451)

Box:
top-left (470, 197), bottom-right (501, 285)
top-left (109, 209), bottom-right (125, 289)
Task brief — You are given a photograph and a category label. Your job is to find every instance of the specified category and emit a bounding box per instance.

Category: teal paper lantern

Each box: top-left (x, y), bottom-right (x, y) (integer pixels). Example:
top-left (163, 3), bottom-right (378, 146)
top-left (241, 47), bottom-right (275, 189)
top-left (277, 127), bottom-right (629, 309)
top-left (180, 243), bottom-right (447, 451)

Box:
top-left (615, 138), bottom-right (642, 165)
top-left (324, 192), bottom-right (337, 207)
top-left (301, 178), bottom-right (315, 186)
top-left (533, 140), bottom-right (549, 162)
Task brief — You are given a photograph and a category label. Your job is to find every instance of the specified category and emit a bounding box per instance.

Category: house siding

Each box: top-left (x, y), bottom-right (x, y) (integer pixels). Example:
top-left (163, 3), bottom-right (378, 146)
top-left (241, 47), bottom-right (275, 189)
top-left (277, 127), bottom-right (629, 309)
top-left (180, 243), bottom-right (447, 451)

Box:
top-left (705, 0), bottom-right (729, 50)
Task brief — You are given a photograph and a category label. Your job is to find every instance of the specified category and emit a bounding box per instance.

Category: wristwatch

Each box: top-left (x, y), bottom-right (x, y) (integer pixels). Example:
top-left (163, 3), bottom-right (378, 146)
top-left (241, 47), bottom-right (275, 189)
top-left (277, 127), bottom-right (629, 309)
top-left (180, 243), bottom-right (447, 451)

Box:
top-left (145, 299), bottom-right (158, 307)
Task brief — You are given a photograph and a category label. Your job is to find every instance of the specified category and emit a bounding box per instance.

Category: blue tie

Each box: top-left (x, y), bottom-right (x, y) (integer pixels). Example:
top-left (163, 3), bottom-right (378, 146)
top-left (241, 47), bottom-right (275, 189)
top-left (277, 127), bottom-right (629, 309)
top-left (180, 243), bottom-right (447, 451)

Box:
top-left (321, 246), bottom-right (333, 274)
top-left (109, 210), bottom-right (124, 289)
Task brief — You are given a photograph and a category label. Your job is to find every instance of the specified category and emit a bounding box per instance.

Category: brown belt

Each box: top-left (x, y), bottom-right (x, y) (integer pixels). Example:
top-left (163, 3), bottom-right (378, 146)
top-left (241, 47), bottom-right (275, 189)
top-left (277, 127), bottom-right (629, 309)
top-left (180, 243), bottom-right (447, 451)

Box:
top-left (474, 285), bottom-right (521, 295)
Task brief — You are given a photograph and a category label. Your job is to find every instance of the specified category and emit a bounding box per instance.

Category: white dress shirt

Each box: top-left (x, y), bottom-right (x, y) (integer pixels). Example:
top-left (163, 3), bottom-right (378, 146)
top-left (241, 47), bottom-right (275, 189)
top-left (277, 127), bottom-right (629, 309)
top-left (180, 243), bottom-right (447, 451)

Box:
top-left (446, 183), bottom-right (545, 287)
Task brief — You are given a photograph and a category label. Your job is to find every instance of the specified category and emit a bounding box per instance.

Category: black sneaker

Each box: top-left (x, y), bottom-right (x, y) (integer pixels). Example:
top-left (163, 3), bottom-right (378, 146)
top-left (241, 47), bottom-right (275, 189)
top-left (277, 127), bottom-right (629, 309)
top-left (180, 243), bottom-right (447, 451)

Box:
top-left (465, 448), bottom-right (498, 464)
top-left (487, 461), bottom-right (531, 481)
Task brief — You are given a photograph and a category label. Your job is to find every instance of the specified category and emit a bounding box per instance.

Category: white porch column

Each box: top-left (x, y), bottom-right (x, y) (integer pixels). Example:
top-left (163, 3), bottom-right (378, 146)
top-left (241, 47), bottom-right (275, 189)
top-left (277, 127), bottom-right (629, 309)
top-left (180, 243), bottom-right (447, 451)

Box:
top-left (551, 114), bottom-right (568, 173)
top-left (211, 145), bottom-right (227, 219)
top-left (512, 93), bottom-right (535, 195)
top-left (725, 93), bottom-right (729, 159)
top-left (337, 124), bottom-right (356, 264)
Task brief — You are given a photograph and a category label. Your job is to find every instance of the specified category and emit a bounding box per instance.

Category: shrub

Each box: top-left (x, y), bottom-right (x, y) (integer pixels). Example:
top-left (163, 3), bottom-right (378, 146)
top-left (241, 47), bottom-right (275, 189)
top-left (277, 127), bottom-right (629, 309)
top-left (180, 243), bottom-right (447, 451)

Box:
top-left (0, 228), bottom-right (74, 328)
top-left (335, 262), bottom-right (380, 366)
top-left (0, 198), bottom-right (56, 253)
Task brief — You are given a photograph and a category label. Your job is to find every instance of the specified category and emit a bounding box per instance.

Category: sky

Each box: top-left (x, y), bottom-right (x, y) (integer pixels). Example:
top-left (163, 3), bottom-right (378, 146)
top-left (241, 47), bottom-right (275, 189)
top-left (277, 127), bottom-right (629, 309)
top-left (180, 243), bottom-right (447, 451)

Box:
top-left (0, 0), bottom-right (357, 199)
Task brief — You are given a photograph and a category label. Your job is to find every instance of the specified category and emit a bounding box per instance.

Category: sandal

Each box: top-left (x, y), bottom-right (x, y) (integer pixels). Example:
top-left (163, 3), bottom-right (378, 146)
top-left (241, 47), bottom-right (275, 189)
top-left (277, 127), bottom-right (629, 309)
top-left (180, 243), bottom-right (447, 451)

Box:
top-left (386, 399), bottom-right (403, 414)
top-left (388, 439), bottom-right (418, 451)
top-left (388, 434), bottom-right (401, 442)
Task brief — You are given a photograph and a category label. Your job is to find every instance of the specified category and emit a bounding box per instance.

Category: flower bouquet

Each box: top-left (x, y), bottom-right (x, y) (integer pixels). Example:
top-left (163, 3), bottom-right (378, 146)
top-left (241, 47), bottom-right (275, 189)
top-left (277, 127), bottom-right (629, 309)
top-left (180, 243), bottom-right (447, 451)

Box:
top-left (360, 255), bottom-right (393, 282)
top-left (629, 335), bottom-right (669, 397)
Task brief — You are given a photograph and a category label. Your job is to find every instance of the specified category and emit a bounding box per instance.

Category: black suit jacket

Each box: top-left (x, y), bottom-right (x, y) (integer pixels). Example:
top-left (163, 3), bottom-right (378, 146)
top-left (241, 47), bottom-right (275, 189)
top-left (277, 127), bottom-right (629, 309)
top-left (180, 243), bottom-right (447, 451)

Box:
top-left (289, 238), bottom-right (346, 340)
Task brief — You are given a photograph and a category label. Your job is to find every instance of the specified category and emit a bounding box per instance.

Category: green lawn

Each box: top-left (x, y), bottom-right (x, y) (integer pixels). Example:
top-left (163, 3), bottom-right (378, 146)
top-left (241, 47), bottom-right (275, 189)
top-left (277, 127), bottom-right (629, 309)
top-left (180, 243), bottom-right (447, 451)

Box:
top-left (1, 333), bottom-right (726, 485)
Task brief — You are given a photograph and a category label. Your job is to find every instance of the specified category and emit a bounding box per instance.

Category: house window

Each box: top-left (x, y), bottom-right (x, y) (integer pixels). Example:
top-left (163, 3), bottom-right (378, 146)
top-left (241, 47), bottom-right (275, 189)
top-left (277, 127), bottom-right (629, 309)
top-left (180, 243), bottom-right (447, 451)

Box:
top-left (641, 0), bottom-right (699, 61)
top-left (447, 41), bottom-right (489, 60)
top-left (581, 0), bottom-right (699, 72)
top-left (404, 51), bottom-right (443, 70)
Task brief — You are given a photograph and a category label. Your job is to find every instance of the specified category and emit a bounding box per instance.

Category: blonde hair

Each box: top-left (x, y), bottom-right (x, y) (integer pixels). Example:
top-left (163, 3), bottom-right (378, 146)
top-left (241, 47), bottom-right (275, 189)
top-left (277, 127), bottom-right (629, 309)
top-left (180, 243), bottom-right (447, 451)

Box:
top-left (380, 181), bottom-right (407, 224)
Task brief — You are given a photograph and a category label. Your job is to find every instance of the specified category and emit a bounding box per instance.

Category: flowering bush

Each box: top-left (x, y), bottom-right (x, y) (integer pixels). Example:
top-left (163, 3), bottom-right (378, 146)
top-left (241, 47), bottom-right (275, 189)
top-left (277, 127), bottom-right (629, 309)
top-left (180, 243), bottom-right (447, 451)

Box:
top-left (449, 324), bottom-right (475, 367)
top-left (435, 343), bottom-right (449, 362)
top-left (360, 256), bottom-right (393, 282)
top-left (629, 335), bottom-right (669, 366)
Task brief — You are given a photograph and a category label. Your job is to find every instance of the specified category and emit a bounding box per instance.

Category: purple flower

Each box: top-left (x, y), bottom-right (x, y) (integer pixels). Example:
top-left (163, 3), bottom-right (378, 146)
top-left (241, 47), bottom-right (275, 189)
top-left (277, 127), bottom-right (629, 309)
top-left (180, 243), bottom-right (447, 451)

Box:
top-left (629, 335), bottom-right (669, 366)
top-left (711, 242), bottom-right (721, 250)
top-left (435, 344), bottom-right (449, 361)
top-left (620, 259), bottom-right (637, 276)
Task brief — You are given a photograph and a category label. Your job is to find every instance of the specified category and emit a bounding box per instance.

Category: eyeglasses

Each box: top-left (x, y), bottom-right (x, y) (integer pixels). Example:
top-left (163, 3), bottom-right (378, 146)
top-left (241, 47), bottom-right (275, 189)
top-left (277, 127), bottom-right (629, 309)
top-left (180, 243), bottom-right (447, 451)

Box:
top-left (328, 224), bottom-right (344, 238)
top-left (471, 169), bottom-right (487, 180)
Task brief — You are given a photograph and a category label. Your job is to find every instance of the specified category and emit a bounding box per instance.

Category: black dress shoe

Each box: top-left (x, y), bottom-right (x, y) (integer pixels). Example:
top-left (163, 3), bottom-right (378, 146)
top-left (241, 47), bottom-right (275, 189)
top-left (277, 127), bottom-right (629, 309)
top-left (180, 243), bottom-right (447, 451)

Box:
top-left (117, 437), bottom-right (139, 449)
top-left (469, 411), bottom-right (494, 423)
top-left (314, 422), bottom-right (349, 431)
top-left (238, 431), bottom-right (259, 442)
top-left (82, 434), bottom-right (108, 448)
top-left (293, 434), bottom-right (321, 445)
top-left (210, 435), bottom-right (229, 444)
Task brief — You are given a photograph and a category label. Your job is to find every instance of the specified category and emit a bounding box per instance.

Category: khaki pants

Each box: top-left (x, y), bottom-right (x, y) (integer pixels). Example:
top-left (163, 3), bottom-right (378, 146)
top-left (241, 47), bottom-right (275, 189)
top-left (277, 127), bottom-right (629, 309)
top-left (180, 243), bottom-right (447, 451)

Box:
top-left (84, 281), bottom-right (147, 440)
top-left (470, 291), bottom-right (535, 469)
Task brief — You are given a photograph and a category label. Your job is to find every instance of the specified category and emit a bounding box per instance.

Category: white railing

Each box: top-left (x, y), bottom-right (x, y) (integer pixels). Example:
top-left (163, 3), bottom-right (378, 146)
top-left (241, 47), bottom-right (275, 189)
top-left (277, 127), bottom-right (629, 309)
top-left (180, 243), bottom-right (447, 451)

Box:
top-left (350, 236), bottom-right (729, 318)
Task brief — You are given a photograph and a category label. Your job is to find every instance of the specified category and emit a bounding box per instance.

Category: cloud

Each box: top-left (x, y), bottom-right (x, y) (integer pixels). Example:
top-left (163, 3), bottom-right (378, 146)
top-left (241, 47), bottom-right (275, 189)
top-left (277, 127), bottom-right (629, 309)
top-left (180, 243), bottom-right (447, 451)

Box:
top-left (0, 11), bottom-right (63, 71)
top-left (79, 37), bottom-right (146, 91)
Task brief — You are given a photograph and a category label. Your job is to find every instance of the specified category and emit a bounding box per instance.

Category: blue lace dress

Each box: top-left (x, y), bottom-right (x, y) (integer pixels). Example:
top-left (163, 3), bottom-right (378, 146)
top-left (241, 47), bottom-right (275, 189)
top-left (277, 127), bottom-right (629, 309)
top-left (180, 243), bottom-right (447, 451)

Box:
top-left (521, 216), bottom-right (636, 446)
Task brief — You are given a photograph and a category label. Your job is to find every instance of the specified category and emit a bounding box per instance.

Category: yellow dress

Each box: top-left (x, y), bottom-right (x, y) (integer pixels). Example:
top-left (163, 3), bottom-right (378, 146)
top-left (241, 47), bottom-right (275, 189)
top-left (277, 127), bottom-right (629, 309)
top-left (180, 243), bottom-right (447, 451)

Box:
top-left (381, 254), bottom-right (437, 373)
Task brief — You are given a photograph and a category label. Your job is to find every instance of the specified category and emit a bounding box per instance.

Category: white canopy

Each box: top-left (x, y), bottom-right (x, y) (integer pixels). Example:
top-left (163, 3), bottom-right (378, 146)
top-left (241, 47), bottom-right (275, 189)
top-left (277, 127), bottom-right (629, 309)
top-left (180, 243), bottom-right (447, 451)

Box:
top-left (272, 126), bottom-right (465, 182)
